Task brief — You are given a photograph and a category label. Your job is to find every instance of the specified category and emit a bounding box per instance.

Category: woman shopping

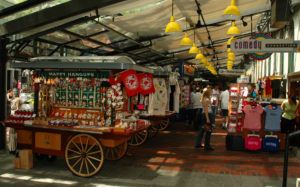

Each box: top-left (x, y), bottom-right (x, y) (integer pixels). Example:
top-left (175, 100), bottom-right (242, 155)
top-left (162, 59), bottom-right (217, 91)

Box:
top-left (281, 94), bottom-right (299, 134)
top-left (195, 87), bottom-right (214, 151)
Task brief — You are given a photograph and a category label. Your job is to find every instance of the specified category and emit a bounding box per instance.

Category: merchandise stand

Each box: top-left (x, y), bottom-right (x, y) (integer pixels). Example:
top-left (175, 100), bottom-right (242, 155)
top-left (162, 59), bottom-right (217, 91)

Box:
top-left (2, 56), bottom-right (166, 177)
top-left (228, 83), bottom-right (286, 151)
top-left (128, 70), bottom-right (176, 146)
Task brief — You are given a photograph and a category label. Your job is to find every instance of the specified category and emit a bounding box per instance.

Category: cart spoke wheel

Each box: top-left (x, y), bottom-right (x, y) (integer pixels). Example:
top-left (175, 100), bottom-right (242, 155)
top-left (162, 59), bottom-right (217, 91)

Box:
top-left (105, 141), bottom-right (128, 161)
top-left (147, 126), bottom-right (159, 138)
top-left (65, 134), bottom-right (104, 177)
top-left (156, 118), bottom-right (170, 131)
top-left (128, 130), bottom-right (148, 146)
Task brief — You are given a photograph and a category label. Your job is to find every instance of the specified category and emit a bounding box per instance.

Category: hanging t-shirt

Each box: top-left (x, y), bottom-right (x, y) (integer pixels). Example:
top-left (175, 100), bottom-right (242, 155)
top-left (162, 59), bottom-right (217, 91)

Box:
top-left (148, 78), bottom-right (168, 115)
top-left (138, 73), bottom-right (155, 95)
top-left (243, 104), bottom-right (264, 131)
top-left (120, 70), bottom-right (139, 97)
top-left (264, 105), bottom-right (282, 131)
top-left (211, 89), bottom-right (220, 106)
top-left (265, 78), bottom-right (272, 95)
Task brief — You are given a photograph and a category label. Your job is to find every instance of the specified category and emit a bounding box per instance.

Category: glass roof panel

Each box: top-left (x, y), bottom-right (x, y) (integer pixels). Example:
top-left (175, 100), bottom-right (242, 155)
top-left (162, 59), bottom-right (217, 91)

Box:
top-left (0, 0), bottom-right (71, 24)
top-left (68, 40), bottom-right (95, 50)
top-left (66, 22), bottom-right (106, 36)
top-left (90, 31), bottom-right (124, 44)
top-left (39, 31), bottom-right (74, 44)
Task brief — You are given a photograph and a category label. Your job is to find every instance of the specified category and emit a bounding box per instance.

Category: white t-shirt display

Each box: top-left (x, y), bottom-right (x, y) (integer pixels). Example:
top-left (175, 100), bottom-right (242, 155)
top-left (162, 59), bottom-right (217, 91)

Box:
top-left (220, 90), bottom-right (229, 110)
top-left (211, 89), bottom-right (220, 106)
top-left (148, 78), bottom-right (168, 115)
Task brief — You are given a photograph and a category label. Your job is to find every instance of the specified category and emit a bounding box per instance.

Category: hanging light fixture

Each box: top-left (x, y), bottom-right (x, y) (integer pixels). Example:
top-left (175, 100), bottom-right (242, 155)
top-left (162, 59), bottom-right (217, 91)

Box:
top-left (228, 52), bottom-right (235, 61)
top-left (165, 0), bottom-right (182, 33)
top-left (223, 0), bottom-right (241, 21)
top-left (227, 36), bottom-right (235, 52)
top-left (189, 30), bottom-right (199, 54)
top-left (180, 33), bottom-right (192, 45)
top-left (227, 21), bottom-right (240, 36)
top-left (195, 50), bottom-right (204, 60)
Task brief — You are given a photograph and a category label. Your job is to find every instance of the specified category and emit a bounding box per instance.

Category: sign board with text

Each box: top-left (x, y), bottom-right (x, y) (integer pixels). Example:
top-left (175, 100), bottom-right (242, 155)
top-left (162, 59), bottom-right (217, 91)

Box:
top-left (218, 69), bottom-right (245, 76)
top-left (230, 39), bottom-right (300, 53)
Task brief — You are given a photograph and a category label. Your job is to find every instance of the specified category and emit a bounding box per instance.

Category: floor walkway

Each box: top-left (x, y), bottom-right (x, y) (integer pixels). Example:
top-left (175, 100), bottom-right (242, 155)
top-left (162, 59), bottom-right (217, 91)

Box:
top-left (0, 118), bottom-right (299, 187)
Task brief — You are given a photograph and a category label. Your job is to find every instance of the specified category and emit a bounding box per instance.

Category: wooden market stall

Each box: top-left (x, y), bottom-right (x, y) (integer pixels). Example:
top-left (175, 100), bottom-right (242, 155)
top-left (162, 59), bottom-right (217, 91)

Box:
top-left (2, 56), bottom-right (168, 177)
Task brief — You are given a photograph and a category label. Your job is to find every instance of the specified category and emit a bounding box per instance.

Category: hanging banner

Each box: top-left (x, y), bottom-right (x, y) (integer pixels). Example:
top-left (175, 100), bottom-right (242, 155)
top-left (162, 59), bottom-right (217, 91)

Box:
top-left (138, 73), bottom-right (155, 95)
top-left (36, 71), bottom-right (110, 78)
top-left (120, 70), bottom-right (139, 97)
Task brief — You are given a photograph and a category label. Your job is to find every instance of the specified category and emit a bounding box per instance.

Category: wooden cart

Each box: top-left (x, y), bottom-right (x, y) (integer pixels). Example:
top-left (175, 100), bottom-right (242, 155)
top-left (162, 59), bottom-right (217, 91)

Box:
top-left (3, 121), bottom-right (146, 177)
top-left (128, 111), bottom-right (175, 146)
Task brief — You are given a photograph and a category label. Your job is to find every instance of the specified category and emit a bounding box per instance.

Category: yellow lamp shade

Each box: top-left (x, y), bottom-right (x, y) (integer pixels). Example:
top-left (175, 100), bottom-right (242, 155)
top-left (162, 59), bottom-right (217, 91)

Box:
top-left (228, 52), bottom-right (235, 61)
top-left (165, 16), bottom-right (182, 33)
top-left (195, 52), bottom-right (204, 59)
top-left (180, 32), bottom-right (192, 45)
top-left (189, 43), bottom-right (199, 54)
top-left (223, 0), bottom-right (241, 21)
top-left (227, 21), bottom-right (240, 36)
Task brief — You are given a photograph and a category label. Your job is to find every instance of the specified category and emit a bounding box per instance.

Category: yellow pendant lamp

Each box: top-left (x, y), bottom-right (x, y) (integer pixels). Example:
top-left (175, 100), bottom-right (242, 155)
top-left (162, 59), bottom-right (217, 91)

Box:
top-left (228, 52), bottom-right (235, 61)
top-left (165, 0), bottom-right (182, 34)
top-left (227, 21), bottom-right (240, 36)
top-left (180, 32), bottom-right (192, 45)
top-left (189, 43), bottom-right (199, 54)
top-left (189, 30), bottom-right (199, 54)
top-left (195, 51), bottom-right (204, 59)
top-left (223, 0), bottom-right (241, 21)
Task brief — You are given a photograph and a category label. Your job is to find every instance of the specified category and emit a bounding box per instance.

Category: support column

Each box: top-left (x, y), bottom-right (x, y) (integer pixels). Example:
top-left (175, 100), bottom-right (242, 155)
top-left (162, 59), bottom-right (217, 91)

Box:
top-left (0, 38), bottom-right (8, 150)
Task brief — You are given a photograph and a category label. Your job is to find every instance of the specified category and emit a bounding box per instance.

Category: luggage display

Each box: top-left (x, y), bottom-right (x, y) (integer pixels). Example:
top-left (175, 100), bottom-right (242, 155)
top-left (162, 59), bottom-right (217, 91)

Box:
top-left (226, 135), bottom-right (244, 151)
top-left (245, 135), bottom-right (262, 151)
top-left (262, 136), bottom-right (280, 152)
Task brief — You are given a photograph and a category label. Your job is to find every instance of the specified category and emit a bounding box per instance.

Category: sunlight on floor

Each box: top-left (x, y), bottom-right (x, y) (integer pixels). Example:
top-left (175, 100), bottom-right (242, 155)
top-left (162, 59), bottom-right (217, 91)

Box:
top-left (0, 173), bottom-right (77, 185)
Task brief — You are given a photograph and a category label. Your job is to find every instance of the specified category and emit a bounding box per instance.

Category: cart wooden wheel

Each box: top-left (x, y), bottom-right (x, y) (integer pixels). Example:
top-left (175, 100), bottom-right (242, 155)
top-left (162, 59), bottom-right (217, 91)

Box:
top-left (65, 134), bottom-right (104, 177)
top-left (128, 130), bottom-right (148, 146)
top-left (105, 141), bottom-right (128, 161)
top-left (156, 117), bottom-right (170, 131)
top-left (147, 125), bottom-right (159, 138)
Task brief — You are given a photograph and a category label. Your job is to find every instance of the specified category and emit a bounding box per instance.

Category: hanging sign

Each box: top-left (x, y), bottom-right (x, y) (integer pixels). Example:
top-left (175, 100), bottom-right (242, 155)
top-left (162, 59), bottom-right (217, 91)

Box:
top-left (230, 33), bottom-right (273, 60)
top-left (36, 71), bottom-right (110, 78)
top-left (218, 69), bottom-right (245, 76)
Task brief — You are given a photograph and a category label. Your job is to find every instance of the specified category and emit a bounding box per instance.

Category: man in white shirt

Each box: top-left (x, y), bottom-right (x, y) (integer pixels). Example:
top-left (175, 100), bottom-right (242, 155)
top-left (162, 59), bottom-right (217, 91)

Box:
top-left (191, 87), bottom-right (203, 130)
top-left (220, 86), bottom-right (229, 128)
top-left (211, 85), bottom-right (220, 126)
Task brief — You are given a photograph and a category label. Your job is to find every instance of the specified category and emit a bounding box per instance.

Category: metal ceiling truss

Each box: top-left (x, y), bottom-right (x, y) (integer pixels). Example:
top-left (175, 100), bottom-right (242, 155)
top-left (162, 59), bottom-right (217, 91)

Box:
top-left (0, 0), bottom-right (51, 18)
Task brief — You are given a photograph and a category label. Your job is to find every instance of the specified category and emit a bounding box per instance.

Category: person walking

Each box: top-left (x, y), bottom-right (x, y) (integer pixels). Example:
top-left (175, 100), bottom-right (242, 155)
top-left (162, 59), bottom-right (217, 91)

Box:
top-left (195, 87), bottom-right (214, 151)
top-left (191, 86), bottom-right (202, 130)
top-left (211, 85), bottom-right (220, 127)
top-left (281, 94), bottom-right (299, 134)
top-left (220, 86), bottom-right (230, 129)
top-left (6, 89), bottom-right (14, 116)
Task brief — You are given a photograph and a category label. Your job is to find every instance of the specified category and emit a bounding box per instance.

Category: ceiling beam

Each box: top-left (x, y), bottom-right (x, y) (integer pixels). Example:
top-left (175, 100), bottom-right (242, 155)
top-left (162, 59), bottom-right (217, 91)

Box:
top-left (0, 0), bottom-right (125, 37)
top-left (0, 0), bottom-right (51, 18)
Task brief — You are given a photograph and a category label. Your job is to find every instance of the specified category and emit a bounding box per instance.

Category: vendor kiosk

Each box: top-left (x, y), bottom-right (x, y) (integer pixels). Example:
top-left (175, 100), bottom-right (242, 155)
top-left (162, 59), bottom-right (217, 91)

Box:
top-left (1, 56), bottom-right (171, 177)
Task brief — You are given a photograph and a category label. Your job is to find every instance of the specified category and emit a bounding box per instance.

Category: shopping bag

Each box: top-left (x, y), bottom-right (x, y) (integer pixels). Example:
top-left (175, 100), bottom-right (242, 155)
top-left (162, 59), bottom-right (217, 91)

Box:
top-left (262, 137), bottom-right (280, 152)
top-left (245, 135), bottom-right (262, 151)
top-left (226, 135), bottom-right (244, 151)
